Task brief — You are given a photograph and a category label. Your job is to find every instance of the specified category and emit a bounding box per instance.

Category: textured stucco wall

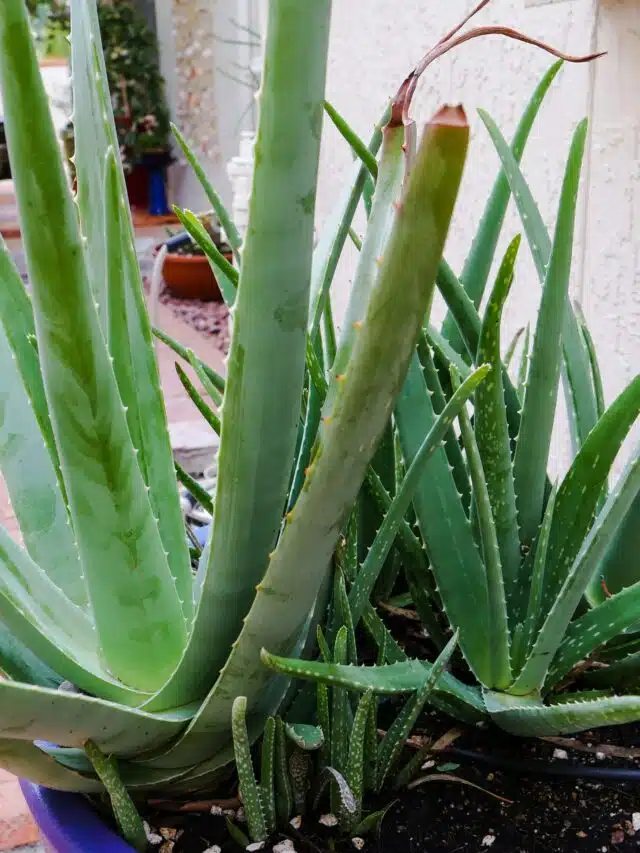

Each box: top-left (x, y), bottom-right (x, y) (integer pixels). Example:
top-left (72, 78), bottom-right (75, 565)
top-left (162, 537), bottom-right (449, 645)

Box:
top-left (161, 0), bottom-right (258, 210)
top-left (317, 0), bottom-right (639, 474)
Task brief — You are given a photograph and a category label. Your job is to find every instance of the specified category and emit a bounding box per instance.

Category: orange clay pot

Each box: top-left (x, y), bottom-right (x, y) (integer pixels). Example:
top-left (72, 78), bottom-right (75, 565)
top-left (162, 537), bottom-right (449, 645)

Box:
top-left (162, 251), bottom-right (232, 302)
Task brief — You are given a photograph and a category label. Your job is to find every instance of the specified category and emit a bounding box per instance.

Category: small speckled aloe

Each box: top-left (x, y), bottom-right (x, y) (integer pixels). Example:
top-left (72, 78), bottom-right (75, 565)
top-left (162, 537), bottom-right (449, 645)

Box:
top-left (0, 0), bottom-right (469, 846)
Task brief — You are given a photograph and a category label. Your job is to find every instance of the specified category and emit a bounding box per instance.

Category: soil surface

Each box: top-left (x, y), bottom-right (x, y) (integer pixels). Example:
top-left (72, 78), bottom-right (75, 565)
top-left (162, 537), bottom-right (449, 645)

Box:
top-left (135, 721), bottom-right (640, 853)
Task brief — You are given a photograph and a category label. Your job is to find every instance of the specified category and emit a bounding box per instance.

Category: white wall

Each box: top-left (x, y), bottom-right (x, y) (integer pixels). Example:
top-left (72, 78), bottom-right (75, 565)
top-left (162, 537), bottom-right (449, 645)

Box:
top-left (316, 0), bottom-right (639, 474)
top-left (159, 0), bottom-right (259, 210)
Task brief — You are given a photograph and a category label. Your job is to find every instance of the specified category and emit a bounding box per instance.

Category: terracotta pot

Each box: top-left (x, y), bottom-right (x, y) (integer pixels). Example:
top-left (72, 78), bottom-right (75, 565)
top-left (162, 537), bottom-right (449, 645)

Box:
top-left (162, 251), bottom-right (231, 302)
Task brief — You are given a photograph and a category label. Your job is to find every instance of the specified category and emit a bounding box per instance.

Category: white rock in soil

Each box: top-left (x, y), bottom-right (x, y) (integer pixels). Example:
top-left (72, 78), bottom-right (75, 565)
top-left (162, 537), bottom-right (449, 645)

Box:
top-left (210, 805), bottom-right (224, 816)
top-left (552, 748), bottom-right (568, 760)
top-left (273, 841), bottom-right (296, 853)
top-left (352, 837), bottom-right (365, 849)
top-left (481, 834), bottom-right (496, 847)
top-left (202, 847), bottom-right (222, 853)
top-left (246, 844), bottom-right (265, 852)
top-left (143, 821), bottom-right (163, 845)
top-left (319, 813), bottom-right (339, 827)
top-left (290, 815), bottom-right (302, 829)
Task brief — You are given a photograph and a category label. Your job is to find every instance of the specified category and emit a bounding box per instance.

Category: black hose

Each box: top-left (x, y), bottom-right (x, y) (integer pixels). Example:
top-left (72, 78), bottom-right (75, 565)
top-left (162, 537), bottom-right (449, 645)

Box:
top-left (442, 747), bottom-right (640, 782)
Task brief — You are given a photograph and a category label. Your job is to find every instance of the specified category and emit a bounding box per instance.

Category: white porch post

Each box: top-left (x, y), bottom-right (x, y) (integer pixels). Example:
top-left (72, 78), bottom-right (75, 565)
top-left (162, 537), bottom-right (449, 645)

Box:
top-left (226, 0), bottom-right (265, 244)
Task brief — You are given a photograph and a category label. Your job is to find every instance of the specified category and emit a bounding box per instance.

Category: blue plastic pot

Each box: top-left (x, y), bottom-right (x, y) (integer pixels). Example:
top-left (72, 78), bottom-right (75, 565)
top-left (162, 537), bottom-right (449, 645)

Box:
top-left (20, 780), bottom-right (135, 852)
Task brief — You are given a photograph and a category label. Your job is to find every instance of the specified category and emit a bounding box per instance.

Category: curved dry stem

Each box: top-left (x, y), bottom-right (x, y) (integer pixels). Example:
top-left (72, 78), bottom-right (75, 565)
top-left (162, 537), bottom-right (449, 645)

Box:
top-left (391, 19), bottom-right (604, 127)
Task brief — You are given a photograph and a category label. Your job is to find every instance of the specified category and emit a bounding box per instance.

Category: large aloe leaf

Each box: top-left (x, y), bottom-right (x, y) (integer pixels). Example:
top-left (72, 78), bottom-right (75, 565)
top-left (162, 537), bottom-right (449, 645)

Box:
top-left (0, 742), bottom-right (102, 793)
top-left (0, 680), bottom-right (194, 756)
top-left (261, 650), bottom-right (485, 718)
top-left (327, 122), bottom-right (405, 404)
top-left (474, 235), bottom-right (522, 597)
top-left (485, 689), bottom-right (640, 737)
top-left (72, 0), bottom-right (193, 615)
top-left (539, 375), bottom-right (640, 614)
top-left (0, 623), bottom-right (61, 688)
top-left (0, 525), bottom-right (150, 706)
top-left (547, 578), bottom-right (640, 690)
top-left (308, 107), bottom-right (389, 337)
top-left (456, 372), bottom-right (512, 689)
top-left (143, 1), bottom-right (333, 708)
top-left (511, 447), bottom-right (640, 695)
top-left (511, 120), bottom-right (587, 546)
top-left (396, 354), bottom-right (491, 684)
top-left (478, 109), bottom-right (598, 461)
top-left (0, 243), bottom-right (64, 490)
top-left (418, 334), bottom-right (471, 511)
top-left (0, 289), bottom-right (84, 607)
top-left (149, 108), bottom-right (470, 779)
top-left (0, 0), bottom-right (187, 690)
top-left (441, 61), bottom-right (563, 352)
top-left (348, 364), bottom-right (490, 624)
top-left (591, 490), bottom-right (640, 602)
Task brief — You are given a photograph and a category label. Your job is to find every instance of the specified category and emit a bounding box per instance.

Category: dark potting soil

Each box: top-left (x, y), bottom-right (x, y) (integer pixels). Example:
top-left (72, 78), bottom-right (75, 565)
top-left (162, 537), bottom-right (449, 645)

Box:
top-left (137, 720), bottom-right (640, 853)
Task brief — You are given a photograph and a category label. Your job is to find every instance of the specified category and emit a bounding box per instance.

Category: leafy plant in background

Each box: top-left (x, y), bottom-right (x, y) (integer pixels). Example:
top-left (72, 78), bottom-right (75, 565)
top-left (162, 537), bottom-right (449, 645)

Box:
top-left (266, 48), bottom-right (640, 741)
top-left (97, 1), bottom-right (171, 169)
top-left (57, 0), bottom-right (171, 173)
top-left (0, 0), bottom-right (477, 848)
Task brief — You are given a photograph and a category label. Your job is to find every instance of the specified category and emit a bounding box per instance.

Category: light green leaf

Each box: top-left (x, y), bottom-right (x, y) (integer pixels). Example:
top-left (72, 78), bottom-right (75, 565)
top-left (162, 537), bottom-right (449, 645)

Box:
top-left (474, 235), bottom-right (522, 595)
top-left (511, 119), bottom-right (588, 546)
top-left (442, 60), bottom-right (563, 352)
top-left (149, 1), bottom-right (333, 709)
top-left (478, 107), bottom-right (598, 461)
top-left (0, 679), bottom-right (194, 755)
top-left (349, 364), bottom-right (490, 625)
top-left (512, 447), bottom-right (640, 694)
top-left (485, 689), bottom-right (640, 737)
top-left (171, 122), bottom-right (243, 265)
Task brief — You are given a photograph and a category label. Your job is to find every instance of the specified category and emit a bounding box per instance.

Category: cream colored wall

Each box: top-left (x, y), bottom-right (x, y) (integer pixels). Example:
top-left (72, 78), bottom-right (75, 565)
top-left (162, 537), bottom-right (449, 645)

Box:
top-left (317, 0), bottom-right (639, 474)
top-left (158, 0), bottom-right (259, 211)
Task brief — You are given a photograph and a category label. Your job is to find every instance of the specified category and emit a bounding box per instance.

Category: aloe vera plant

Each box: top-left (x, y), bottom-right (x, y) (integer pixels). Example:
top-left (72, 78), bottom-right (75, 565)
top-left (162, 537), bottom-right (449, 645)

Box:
top-left (264, 65), bottom-right (640, 739)
top-left (0, 0), bottom-right (474, 845)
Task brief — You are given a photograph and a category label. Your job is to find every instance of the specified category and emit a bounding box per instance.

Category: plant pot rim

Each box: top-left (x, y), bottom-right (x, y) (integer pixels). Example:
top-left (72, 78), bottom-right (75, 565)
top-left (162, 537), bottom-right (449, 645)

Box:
top-left (164, 251), bottom-right (210, 262)
top-left (20, 780), bottom-right (135, 852)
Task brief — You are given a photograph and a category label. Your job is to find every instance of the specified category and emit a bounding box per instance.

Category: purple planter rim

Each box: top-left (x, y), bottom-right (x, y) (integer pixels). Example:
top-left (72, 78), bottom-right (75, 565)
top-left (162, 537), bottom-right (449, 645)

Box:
top-left (20, 779), bottom-right (136, 852)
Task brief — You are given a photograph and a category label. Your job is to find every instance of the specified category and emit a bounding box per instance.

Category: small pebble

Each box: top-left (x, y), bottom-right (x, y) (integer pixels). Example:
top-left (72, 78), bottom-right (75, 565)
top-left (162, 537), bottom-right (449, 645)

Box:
top-left (421, 760), bottom-right (435, 770)
top-left (553, 748), bottom-right (568, 760)
top-left (290, 815), bottom-right (302, 829)
top-left (160, 827), bottom-right (178, 841)
top-left (158, 842), bottom-right (174, 853)
top-left (481, 834), bottom-right (496, 847)
top-left (143, 821), bottom-right (163, 845)
top-left (203, 847), bottom-right (222, 853)
top-left (633, 813), bottom-right (640, 832)
top-left (352, 837), bottom-right (365, 850)
top-left (596, 752), bottom-right (605, 760)
top-left (236, 807), bottom-right (246, 823)
top-left (246, 843), bottom-right (265, 852)
top-left (319, 813), bottom-right (339, 827)
top-left (273, 841), bottom-right (296, 853)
